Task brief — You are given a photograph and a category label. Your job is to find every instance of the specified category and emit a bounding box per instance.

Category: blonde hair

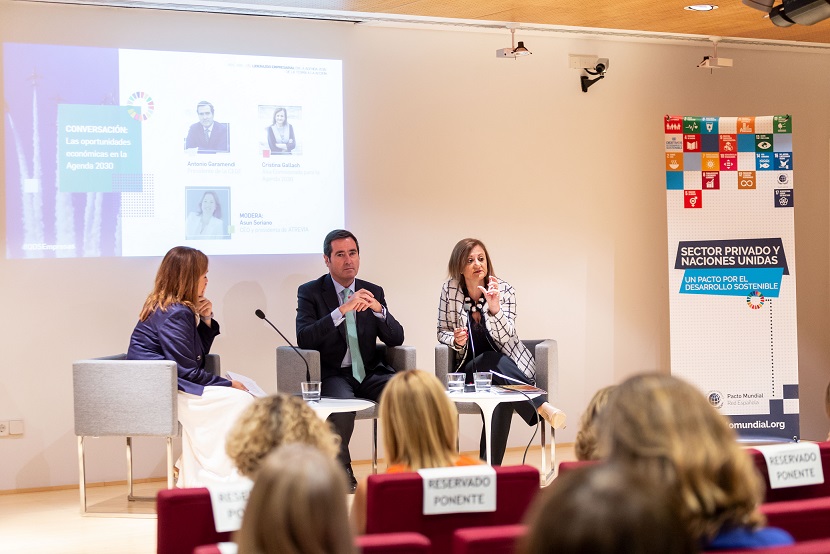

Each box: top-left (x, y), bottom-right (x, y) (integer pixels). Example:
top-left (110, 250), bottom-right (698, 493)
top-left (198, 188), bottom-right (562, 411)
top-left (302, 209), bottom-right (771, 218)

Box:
top-left (139, 246), bottom-right (207, 321)
top-left (574, 385), bottom-right (616, 461)
top-left (598, 373), bottom-right (764, 542)
top-left (226, 394), bottom-right (340, 477)
top-left (235, 444), bottom-right (355, 554)
top-left (380, 370), bottom-right (459, 471)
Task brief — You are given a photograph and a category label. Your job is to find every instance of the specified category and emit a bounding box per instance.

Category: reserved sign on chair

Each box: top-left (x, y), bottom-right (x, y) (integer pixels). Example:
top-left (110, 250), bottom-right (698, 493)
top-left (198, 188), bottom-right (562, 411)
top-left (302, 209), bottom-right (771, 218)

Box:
top-left (207, 480), bottom-right (254, 532)
top-left (755, 442), bottom-right (825, 489)
top-left (418, 465), bottom-right (497, 515)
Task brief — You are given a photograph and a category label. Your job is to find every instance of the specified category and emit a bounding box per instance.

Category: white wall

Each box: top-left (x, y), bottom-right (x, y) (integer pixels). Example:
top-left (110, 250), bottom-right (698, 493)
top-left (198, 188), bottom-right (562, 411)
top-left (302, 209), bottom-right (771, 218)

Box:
top-left (1, 0), bottom-right (829, 491)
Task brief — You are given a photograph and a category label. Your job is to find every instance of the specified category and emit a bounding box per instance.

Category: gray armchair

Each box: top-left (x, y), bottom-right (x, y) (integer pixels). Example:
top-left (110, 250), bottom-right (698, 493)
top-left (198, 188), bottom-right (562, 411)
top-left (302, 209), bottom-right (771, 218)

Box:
top-left (435, 339), bottom-right (559, 484)
top-left (276, 344), bottom-right (416, 473)
top-left (72, 353), bottom-right (220, 515)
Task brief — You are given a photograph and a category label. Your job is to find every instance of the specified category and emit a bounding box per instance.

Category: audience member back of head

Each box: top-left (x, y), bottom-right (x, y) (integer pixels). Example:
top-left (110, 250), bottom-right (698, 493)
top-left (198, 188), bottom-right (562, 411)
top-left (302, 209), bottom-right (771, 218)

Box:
top-left (596, 373), bottom-right (793, 550)
top-left (225, 393), bottom-right (340, 478)
top-left (236, 444), bottom-right (355, 554)
top-left (574, 385), bottom-right (616, 461)
top-left (520, 463), bottom-right (698, 554)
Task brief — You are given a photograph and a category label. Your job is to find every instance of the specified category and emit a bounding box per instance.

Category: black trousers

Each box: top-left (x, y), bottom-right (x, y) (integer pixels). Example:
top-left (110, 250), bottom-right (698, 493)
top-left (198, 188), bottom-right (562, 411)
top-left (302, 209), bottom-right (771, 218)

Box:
top-left (462, 351), bottom-right (545, 465)
top-left (321, 364), bottom-right (395, 467)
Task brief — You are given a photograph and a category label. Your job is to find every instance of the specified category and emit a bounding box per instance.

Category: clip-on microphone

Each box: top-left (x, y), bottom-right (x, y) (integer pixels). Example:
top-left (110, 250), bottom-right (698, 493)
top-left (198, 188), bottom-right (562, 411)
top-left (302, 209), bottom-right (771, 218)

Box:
top-left (255, 309), bottom-right (310, 382)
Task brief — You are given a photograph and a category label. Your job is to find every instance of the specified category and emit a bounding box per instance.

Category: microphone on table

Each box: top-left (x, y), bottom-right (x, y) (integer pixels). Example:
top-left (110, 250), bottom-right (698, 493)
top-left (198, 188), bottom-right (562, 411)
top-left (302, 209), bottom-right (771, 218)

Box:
top-left (255, 309), bottom-right (310, 382)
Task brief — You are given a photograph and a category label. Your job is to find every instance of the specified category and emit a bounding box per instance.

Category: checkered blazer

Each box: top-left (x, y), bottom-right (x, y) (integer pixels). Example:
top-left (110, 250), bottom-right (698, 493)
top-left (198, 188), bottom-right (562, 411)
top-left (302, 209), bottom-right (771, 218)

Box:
top-left (436, 277), bottom-right (536, 381)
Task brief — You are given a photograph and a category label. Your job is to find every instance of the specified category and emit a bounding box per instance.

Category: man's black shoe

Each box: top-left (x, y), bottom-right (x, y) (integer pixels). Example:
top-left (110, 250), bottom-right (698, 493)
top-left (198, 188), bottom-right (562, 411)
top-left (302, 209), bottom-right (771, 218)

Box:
top-left (345, 464), bottom-right (358, 494)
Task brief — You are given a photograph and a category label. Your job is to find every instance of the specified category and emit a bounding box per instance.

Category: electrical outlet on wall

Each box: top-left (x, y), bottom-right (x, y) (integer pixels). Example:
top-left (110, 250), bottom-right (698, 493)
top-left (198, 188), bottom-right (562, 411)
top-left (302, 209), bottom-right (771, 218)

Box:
top-left (0, 421), bottom-right (9, 437)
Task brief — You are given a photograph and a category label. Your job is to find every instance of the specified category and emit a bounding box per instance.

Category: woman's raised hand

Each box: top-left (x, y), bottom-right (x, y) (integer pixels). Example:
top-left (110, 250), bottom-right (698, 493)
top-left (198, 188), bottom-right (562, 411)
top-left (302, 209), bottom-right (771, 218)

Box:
top-left (197, 296), bottom-right (214, 326)
top-left (477, 276), bottom-right (500, 315)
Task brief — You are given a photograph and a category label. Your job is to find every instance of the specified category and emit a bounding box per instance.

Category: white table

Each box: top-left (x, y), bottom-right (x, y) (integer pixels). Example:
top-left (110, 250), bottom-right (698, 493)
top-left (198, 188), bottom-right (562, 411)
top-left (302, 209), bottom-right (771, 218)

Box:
top-left (308, 397), bottom-right (376, 421)
top-left (447, 390), bottom-right (541, 466)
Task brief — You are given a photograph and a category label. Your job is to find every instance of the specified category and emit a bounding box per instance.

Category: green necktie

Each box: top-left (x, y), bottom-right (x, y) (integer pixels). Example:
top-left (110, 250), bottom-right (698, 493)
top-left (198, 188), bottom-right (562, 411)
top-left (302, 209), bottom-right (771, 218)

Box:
top-left (342, 288), bottom-right (365, 382)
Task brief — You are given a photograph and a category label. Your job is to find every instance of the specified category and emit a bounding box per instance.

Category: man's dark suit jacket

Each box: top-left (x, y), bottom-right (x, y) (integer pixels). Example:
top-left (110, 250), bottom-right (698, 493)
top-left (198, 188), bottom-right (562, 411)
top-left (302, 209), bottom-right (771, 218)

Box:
top-left (185, 121), bottom-right (230, 152)
top-left (296, 274), bottom-right (404, 376)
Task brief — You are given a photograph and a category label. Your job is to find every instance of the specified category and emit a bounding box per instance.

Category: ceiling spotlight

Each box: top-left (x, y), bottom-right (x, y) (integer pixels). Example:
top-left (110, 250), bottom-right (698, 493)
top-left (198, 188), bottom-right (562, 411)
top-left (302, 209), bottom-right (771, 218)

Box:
top-left (685, 4), bottom-right (719, 10)
top-left (496, 24), bottom-right (532, 59)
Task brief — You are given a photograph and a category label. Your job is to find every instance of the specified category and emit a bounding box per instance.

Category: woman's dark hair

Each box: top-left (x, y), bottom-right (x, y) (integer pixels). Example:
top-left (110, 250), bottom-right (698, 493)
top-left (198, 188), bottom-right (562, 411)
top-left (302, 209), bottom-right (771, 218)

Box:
top-left (447, 238), bottom-right (495, 286)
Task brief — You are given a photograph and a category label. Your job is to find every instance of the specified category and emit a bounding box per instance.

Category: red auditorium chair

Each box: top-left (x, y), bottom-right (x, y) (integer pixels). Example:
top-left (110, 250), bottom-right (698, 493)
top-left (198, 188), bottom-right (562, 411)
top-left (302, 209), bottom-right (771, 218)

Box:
top-left (555, 459), bottom-right (596, 476)
top-left (193, 534), bottom-right (432, 554)
top-left (364, 464), bottom-right (540, 553)
top-left (192, 545), bottom-right (223, 554)
top-left (356, 532), bottom-right (432, 553)
top-left (452, 524), bottom-right (527, 554)
top-left (761, 496), bottom-right (830, 542)
top-left (157, 488), bottom-right (230, 554)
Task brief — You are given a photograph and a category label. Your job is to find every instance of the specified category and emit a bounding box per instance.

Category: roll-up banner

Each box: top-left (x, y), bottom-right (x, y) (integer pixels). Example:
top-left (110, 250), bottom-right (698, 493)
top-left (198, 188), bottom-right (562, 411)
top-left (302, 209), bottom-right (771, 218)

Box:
top-left (665, 115), bottom-right (799, 441)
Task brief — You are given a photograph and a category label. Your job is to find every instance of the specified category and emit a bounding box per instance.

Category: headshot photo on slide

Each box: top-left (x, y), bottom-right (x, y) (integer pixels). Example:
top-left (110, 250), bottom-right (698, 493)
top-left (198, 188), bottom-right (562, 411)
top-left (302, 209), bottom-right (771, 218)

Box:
top-left (184, 100), bottom-right (231, 154)
top-left (185, 188), bottom-right (231, 240)
top-left (260, 105), bottom-right (302, 156)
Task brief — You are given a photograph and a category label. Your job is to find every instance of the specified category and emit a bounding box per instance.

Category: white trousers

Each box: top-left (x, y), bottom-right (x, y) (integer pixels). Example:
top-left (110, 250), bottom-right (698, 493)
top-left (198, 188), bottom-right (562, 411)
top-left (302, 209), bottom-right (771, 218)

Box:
top-left (176, 386), bottom-right (254, 488)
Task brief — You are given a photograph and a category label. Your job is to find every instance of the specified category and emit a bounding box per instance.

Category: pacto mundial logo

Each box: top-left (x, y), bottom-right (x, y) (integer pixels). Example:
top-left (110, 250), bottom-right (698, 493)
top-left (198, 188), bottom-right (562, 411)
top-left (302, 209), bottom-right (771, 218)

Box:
top-left (708, 391), bottom-right (723, 409)
top-left (126, 91), bottom-right (155, 121)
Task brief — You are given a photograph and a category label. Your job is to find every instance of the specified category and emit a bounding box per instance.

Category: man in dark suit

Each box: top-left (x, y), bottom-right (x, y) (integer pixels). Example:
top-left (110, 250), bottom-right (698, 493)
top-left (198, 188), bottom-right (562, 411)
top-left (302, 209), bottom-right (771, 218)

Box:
top-left (296, 229), bottom-right (404, 491)
top-left (185, 101), bottom-right (230, 153)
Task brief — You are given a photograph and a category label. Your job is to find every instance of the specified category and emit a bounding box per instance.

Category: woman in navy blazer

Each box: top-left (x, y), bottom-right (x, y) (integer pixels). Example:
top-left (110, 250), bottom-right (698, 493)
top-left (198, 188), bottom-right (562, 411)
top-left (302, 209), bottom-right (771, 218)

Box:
top-left (128, 246), bottom-right (253, 487)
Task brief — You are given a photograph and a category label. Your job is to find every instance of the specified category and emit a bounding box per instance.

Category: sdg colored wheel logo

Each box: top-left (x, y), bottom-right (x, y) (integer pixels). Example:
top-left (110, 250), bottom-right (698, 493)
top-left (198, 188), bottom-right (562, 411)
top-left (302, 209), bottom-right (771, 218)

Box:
top-left (746, 290), bottom-right (765, 310)
top-left (126, 91), bottom-right (155, 121)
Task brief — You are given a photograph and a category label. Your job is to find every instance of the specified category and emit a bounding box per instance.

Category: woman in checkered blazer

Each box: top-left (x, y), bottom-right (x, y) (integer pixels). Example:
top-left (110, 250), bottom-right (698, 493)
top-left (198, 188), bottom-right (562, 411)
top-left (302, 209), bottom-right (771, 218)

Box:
top-left (437, 238), bottom-right (565, 465)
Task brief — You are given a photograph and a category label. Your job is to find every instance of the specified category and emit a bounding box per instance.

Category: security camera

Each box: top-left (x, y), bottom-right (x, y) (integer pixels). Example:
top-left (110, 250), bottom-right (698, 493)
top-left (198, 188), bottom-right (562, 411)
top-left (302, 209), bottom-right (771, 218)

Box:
top-left (568, 54), bottom-right (599, 70)
top-left (594, 58), bottom-right (610, 74)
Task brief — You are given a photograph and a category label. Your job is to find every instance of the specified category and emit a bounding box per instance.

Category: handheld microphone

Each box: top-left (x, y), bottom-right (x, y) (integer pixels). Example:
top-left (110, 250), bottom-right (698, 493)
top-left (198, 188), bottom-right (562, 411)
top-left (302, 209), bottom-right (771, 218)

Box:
top-left (255, 309), bottom-right (310, 382)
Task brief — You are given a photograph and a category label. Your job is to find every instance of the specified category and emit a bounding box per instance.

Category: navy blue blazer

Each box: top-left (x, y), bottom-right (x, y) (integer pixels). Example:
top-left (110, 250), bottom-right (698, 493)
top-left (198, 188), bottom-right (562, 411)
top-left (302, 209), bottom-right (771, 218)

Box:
top-left (127, 303), bottom-right (230, 395)
top-left (185, 121), bottom-right (230, 153)
top-left (296, 274), bottom-right (404, 377)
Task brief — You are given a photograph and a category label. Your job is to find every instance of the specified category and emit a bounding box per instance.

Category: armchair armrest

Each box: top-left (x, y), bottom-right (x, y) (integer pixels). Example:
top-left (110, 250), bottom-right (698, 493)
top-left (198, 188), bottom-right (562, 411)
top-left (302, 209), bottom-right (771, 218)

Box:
top-left (386, 345), bottom-right (417, 372)
top-left (204, 353), bottom-right (220, 377)
top-left (532, 339), bottom-right (558, 405)
top-left (434, 344), bottom-right (455, 381)
top-left (276, 346), bottom-right (321, 395)
top-left (73, 357), bottom-right (178, 437)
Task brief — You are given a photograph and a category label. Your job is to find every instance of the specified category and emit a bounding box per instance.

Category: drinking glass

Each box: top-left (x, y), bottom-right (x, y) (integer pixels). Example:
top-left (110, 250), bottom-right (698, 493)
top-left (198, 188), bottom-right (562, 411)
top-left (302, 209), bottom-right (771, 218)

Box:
top-left (474, 371), bottom-right (492, 393)
top-left (446, 372), bottom-right (465, 393)
top-left (301, 380), bottom-right (321, 403)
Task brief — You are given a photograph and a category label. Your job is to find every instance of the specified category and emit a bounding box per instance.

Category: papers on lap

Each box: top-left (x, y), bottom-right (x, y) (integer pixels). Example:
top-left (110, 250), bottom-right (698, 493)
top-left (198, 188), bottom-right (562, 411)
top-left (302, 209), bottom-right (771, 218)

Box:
top-left (226, 372), bottom-right (268, 397)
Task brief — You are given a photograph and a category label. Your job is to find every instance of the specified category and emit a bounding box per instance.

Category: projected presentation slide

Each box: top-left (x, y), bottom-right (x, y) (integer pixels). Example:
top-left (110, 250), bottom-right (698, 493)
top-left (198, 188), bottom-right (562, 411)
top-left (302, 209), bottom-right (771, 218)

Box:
top-left (3, 43), bottom-right (344, 258)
